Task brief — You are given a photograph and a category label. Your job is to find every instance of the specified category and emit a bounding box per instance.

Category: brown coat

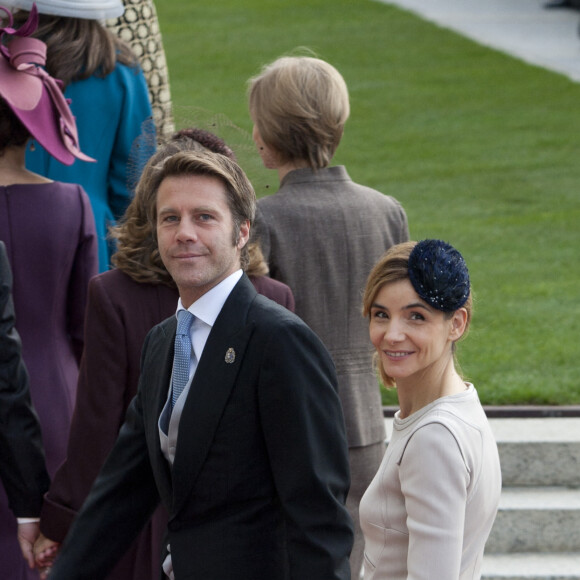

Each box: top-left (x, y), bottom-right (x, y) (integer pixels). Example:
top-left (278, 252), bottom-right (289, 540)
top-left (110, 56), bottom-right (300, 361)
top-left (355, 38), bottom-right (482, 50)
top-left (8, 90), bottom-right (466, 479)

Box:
top-left (253, 165), bottom-right (409, 448)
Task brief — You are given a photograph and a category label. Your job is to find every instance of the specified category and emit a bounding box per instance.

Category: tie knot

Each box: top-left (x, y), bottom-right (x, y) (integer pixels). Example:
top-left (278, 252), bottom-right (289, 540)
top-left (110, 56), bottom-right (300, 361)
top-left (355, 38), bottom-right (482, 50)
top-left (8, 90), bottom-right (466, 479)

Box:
top-left (176, 309), bottom-right (194, 336)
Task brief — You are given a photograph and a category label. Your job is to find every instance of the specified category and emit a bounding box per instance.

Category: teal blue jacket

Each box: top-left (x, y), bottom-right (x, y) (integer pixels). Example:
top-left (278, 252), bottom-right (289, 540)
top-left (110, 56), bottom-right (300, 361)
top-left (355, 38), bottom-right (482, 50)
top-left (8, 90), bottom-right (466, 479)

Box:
top-left (26, 62), bottom-right (155, 272)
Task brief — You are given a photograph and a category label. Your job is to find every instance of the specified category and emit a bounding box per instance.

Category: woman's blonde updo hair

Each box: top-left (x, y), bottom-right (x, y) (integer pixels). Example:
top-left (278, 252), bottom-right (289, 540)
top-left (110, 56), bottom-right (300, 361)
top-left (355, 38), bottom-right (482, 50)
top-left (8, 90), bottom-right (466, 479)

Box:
top-left (248, 54), bottom-right (350, 170)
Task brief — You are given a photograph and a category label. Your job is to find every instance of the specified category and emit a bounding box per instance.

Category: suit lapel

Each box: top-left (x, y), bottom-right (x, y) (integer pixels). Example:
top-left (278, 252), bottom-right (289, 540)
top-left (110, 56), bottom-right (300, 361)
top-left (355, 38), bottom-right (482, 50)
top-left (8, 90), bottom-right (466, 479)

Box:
top-left (144, 318), bottom-right (176, 504)
top-left (171, 276), bottom-right (258, 514)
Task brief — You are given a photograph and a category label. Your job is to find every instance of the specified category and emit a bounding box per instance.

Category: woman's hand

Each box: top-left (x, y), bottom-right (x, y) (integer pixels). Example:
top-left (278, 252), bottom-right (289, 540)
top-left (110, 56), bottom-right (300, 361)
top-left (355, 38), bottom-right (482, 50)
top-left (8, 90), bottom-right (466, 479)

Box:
top-left (34, 533), bottom-right (60, 579)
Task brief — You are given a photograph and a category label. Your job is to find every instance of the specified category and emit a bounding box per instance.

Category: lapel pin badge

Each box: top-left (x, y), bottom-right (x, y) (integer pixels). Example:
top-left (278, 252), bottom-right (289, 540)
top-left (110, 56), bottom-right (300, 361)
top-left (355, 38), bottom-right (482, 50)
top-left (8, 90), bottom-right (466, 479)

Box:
top-left (225, 347), bottom-right (236, 364)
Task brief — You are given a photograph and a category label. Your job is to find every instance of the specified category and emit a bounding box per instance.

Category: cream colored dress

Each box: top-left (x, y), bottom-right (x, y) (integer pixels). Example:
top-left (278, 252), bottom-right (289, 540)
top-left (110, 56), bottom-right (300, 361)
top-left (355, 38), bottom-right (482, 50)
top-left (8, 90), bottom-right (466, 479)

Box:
top-left (359, 385), bottom-right (501, 580)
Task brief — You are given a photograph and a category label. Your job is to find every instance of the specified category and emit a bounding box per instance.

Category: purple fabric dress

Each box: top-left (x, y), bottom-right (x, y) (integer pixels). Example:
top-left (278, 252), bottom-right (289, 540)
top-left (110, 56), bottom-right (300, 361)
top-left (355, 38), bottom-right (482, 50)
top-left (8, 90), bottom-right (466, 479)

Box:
top-left (0, 181), bottom-right (98, 580)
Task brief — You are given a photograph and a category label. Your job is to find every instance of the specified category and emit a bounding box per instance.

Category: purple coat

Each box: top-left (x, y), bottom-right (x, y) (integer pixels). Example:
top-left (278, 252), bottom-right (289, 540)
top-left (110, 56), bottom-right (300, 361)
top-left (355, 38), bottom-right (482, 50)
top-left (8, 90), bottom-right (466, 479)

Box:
top-left (0, 181), bottom-right (98, 580)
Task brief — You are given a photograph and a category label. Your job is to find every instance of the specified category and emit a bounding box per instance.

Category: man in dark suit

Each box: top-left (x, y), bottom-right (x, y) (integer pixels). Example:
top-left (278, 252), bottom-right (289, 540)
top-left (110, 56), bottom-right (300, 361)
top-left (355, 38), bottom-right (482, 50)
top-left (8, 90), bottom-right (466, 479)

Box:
top-left (0, 241), bottom-right (50, 571)
top-left (46, 150), bottom-right (353, 580)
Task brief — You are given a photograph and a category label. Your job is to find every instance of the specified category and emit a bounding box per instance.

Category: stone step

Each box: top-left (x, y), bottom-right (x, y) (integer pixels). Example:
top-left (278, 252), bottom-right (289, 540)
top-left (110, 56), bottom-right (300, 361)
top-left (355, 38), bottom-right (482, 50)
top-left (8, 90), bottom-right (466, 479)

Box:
top-left (482, 552), bottom-right (580, 580)
top-left (490, 418), bottom-right (580, 487)
top-left (486, 487), bottom-right (580, 554)
top-left (384, 417), bottom-right (580, 487)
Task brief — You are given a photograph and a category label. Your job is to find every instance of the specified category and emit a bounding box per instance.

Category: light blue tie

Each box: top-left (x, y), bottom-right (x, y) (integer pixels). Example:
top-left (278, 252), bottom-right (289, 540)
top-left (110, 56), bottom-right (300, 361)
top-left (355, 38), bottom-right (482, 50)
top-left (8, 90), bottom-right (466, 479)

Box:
top-left (171, 310), bottom-right (194, 409)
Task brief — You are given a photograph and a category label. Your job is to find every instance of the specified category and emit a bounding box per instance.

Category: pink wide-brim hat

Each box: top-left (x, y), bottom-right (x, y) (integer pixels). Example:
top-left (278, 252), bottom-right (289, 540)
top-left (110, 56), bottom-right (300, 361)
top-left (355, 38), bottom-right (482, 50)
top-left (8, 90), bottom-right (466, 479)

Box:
top-left (0, 4), bottom-right (95, 165)
top-left (6, 0), bottom-right (124, 20)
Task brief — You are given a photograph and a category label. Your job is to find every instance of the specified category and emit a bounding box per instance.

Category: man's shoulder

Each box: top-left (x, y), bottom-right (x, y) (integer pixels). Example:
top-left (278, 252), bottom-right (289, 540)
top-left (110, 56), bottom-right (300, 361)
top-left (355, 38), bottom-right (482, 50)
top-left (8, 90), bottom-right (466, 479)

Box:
top-left (247, 292), bottom-right (308, 335)
top-left (246, 294), bottom-right (336, 380)
top-left (143, 312), bottom-right (176, 347)
top-left (248, 290), bottom-right (291, 319)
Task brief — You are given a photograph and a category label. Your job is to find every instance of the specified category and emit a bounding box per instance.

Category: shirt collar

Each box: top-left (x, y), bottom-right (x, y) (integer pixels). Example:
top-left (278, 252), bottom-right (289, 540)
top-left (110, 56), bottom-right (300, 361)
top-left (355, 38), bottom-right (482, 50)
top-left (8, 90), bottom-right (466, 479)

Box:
top-left (175, 270), bottom-right (243, 328)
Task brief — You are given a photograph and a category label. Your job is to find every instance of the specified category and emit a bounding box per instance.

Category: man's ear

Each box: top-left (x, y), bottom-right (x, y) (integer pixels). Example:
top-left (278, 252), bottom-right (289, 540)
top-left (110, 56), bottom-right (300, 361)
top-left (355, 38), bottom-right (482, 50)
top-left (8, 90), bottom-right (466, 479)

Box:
top-left (237, 220), bottom-right (251, 249)
top-left (450, 308), bottom-right (468, 342)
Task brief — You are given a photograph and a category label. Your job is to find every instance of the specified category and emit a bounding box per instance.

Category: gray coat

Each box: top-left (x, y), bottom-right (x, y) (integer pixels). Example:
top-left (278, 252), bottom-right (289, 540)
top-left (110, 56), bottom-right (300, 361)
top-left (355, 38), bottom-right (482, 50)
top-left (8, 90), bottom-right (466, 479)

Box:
top-left (254, 166), bottom-right (409, 448)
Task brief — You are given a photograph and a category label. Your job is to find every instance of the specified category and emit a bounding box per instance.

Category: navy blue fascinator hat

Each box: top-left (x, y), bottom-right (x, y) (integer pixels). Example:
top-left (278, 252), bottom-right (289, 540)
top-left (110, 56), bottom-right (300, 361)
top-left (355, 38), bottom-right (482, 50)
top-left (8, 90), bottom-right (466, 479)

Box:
top-left (408, 239), bottom-right (470, 312)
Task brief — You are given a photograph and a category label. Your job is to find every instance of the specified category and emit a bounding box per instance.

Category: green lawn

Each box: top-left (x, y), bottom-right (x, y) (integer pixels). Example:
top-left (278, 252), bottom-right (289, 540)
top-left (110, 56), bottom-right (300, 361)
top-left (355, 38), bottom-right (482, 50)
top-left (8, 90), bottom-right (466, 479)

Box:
top-left (155, 0), bottom-right (580, 405)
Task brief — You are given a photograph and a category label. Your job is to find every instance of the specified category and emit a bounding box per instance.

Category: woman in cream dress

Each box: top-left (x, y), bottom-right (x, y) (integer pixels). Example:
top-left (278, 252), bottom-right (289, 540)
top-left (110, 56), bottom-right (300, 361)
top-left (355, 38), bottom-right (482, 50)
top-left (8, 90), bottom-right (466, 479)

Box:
top-left (359, 240), bottom-right (501, 580)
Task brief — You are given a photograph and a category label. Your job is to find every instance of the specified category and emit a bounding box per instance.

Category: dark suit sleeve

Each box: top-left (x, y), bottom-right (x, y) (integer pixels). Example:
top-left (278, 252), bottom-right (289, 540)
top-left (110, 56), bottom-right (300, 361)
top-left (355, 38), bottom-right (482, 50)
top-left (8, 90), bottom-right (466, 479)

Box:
top-left (258, 315), bottom-right (354, 579)
top-left (48, 334), bottom-right (161, 579)
top-left (0, 243), bottom-right (50, 517)
top-left (40, 275), bottom-right (134, 541)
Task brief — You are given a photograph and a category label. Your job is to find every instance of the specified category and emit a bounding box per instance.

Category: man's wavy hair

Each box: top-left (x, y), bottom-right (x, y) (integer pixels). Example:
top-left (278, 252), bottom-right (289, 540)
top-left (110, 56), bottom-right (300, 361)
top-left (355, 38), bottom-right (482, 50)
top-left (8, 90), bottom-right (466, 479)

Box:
top-left (112, 144), bottom-right (256, 285)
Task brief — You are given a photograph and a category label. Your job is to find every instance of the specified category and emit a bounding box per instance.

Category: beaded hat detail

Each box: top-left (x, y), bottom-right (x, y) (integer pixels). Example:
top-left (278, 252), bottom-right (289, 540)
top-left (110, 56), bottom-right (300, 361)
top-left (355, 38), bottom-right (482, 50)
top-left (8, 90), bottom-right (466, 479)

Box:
top-left (407, 239), bottom-right (470, 312)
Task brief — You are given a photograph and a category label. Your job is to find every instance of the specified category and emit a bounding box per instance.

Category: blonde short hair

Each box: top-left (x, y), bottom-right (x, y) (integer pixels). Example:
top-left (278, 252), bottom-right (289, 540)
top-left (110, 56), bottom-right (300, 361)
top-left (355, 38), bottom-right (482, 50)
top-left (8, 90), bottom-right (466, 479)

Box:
top-left (248, 55), bottom-right (350, 170)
